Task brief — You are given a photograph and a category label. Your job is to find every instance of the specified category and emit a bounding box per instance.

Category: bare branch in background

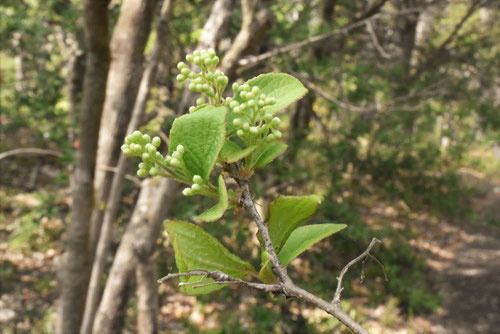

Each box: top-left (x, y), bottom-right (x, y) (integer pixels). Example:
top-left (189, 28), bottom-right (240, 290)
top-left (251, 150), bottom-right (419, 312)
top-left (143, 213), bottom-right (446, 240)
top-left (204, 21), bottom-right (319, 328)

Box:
top-left (365, 20), bottom-right (391, 59)
top-left (0, 148), bottom-right (62, 161)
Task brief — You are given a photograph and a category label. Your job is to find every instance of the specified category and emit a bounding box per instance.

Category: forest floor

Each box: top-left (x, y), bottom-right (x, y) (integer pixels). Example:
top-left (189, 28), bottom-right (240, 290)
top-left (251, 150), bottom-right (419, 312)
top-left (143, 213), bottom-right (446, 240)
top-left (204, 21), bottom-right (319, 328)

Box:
top-left (0, 157), bottom-right (499, 333)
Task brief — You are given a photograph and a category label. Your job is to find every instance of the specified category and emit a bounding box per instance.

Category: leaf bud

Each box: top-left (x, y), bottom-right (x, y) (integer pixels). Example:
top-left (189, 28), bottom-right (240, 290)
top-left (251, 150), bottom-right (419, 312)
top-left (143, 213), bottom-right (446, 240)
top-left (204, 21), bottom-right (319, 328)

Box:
top-left (193, 175), bottom-right (203, 184)
top-left (152, 136), bottom-right (161, 148)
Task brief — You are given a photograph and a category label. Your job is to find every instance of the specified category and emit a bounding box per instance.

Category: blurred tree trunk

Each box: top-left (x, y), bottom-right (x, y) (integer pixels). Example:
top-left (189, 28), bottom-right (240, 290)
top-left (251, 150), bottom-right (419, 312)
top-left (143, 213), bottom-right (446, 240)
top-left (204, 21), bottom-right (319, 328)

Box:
top-left (80, 1), bottom-right (174, 333)
top-left (92, 1), bottom-right (236, 331)
top-left (56, 1), bottom-right (111, 333)
top-left (90, 0), bottom-right (158, 256)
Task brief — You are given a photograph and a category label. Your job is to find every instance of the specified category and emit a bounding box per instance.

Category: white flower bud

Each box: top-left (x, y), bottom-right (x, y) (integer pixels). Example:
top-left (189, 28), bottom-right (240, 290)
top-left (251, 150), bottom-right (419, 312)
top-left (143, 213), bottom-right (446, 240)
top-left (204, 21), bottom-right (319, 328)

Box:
top-left (172, 151), bottom-right (181, 159)
top-left (193, 175), bottom-right (203, 184)
top-left (243, 122), bottom-right (250, 131)
top-left (177, 62), bottom-right (187, 70)
top-left (196, 97), bottom-right (205, 105)
top-left (233, 118), bottom-right (242, 127)
top-left (186, 54), bottom-right (194, 62)
top-left (272, 117), bottom-right (281, 126)
top-left (191, 183), bottom-right (201, 191)
top-left (247, 100), bottom-right (255, 107)
top-left (182, 188), bottom-right (193, 196)
top-left (237, 130), bottom-right (245, 137)
top-left (170, 158), bottom-right (180, 167)
top-left (176, 145), bottom-right (185, 153)
top-left (230, 101), bottom-right (239, 109)
top-left (152, 136), bottom-right (161, 148)
top-left (137, 169), bottom-right (148, 178)
top-left (274, 130), bottom-right (282, 138)
top-left (250, 126), bottom-right (258, 134)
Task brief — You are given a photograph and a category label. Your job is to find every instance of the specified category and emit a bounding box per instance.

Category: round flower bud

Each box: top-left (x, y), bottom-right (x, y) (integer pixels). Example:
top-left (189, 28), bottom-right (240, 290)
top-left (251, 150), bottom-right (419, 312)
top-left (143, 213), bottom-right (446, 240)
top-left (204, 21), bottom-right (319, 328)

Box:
top-left (202, 83), bottom-right (210, 91)
top-left (250, 126), bottom-right (258, 134)
top-left (137, 169), bottom-right (148, 178)
top-left (172, 151), bottom-right (181, 160)
top-left (258, 100), bottom-right (265, 107)
top-left (260, 94), bottom-right (266, 99)
top-left (181, 68), bottom-right (190, 76)
top-left (233, 106), bottom-right (241, 114)
top-left (267, 134), bottom-right (275, 141)
top-left (211, 56), bottom-right (220, 65)
top-left (196, 97), bottom-right (205, 105)
top-left (207, 48), bottom-right (216, 57)
top-left (247, 100), bottom-right (255, 107)
top-left (193, 56), bottom-right (201, 64)
top-left (192, 175), bottom-right (203, 184)
top-left (177, 62), bottom-right (187, 70)
top-left (240, 91), bottom-right (247, 99)
top-left (230, 101), bottom-right (239, 109)
top-left (233, 118), bottom-right (242, 127)
top-left (176, 145), bottom-right (185, 153)
top-left (139, 162), bottom-right (146, 169)
top-left (152, 136), bottom-right (161, 148)
top-left (193, 50), bottom-right (200, 56)
top-left (191, 183), bottom-right (201, 191)
top-left (142, 134), bottom-right (151, 143)
top-left (149, 167), bottom-right (159, 176)
top-left (206, 72), bottom-right (215, 81)
top-left (189, 106), bottom-right (196, 113)
top-left (122, 148), bottom-right (131, 156)
top-left (188, 72), bottom-right (196, 79)
top-left (165, 156), bottom-right (172, 165)
top-left (240, 103), bottom-right (246, 110)
top-left (243, 122), bottom-right (250, 131)
top-left (274, 130), bottom-right (282, 138)
top-left (241, 84), bottom-right (250, 91)
top-left (188, 83), bottom-right (196, 91)
top-left (170, 158), bottom-right (180, 167)
top-left (186, 54), bottom-right (194, 62)
top-left (204, 57), bottom-right (211, 65)
top-left (131, 144), bottom-right (142, 153)
top-left (142, 153), bottom-right (150, 161)
top-left (132, 130), bottom-right (142, 139)
top-left (182, 188), bottom-right (193, 196)
top-left (252, 86), bottom-right (259, 93)
top-left (155, 152), bottom-right (163, 160)
top-left (146, 143), bottom-right (156, 154)
top-left (232, 82), bottom-right (240, 91)
top-left (237, 129), bottom-right (244, 137)
top-left (272, 117), bottom-right (281, 127)
top-left (195, 84), bottom-right (203, 91)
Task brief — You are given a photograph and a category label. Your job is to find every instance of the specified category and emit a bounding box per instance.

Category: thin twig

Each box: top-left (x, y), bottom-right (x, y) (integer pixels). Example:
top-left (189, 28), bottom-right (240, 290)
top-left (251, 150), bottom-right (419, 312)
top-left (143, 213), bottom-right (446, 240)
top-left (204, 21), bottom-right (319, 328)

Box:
top-left (99, 165), bottom-right (142, 186)
top-left (365, 20), bottom-right (391, 59)
top-left (333, 238), bottom-right (381, 303)
top-left (0, 148), bottom-right (62, 161)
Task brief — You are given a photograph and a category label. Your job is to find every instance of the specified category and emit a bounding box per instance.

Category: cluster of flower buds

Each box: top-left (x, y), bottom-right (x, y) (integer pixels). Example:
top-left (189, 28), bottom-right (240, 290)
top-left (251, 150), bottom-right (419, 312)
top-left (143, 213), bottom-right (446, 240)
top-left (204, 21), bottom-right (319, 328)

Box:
top-left (227, 83), bottom-right (282, 143)
top-left (121, 131), bottom-right (188, 180)
top-left (176, 49), bottom-right (229, 109)
top-left (182, 174), bottom-right (204, 196)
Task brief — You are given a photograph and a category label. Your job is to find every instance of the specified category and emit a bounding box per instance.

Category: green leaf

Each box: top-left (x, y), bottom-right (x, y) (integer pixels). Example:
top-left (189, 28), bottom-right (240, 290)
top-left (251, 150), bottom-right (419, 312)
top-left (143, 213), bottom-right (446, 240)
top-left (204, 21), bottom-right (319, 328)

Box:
top-left (220, 140), bottom-right (256, 163)
top-left (266, 195), bottom-right (323, 253)
top-left (165, 220), bottom-right (255, 295)
top-left (246, 73), bottom-right (308, 115)
top-left (259, 223), bottom-right (347, 283)
top-left (197, 175), bottom-right (228, 222)
top-left (227, 73), bottom-right (308, 135)
top-left (169, 105), bottom-right (226, 180)
top-left (251, 142), bottom-right (287, 168)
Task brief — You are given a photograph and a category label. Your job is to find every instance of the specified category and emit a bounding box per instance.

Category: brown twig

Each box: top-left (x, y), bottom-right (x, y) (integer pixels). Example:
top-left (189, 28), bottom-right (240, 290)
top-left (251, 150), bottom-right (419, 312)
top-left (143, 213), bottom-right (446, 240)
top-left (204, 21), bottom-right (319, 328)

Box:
top-left (0, 148), bottom-right (62, 161)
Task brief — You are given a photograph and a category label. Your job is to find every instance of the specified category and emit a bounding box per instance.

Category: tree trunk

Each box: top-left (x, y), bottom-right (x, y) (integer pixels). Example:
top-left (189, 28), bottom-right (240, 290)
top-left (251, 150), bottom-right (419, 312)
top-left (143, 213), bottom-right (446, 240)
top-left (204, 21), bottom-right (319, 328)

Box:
top-left (56, 1), bottom-right (111, 333)
top-left (91, 178), bottom-right (178, 334)
top-left (136, 258), bottom-right (159, 334)
top-left (90, 0), bottom-right (158, 256)
top-left (80, 1), bottom-right (174, 333)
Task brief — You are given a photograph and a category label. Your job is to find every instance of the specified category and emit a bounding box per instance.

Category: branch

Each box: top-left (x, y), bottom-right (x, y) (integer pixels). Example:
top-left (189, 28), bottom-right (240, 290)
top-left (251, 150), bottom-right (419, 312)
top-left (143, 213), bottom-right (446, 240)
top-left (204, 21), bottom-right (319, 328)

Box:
top-left (237, 9), bottom-right (421, 70)
top-left (0, 148), bottom-right (62, 161)
top-left (333, 238), bottom-right (382, 303)
top-left (365, 20), bottom-right (391, 59)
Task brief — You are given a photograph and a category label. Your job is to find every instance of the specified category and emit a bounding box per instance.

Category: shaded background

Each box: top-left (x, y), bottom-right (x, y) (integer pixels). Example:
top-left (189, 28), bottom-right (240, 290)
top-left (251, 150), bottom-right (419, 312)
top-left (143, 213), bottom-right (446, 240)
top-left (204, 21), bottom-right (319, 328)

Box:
top-left (0, 0), bottom-right (499, 333)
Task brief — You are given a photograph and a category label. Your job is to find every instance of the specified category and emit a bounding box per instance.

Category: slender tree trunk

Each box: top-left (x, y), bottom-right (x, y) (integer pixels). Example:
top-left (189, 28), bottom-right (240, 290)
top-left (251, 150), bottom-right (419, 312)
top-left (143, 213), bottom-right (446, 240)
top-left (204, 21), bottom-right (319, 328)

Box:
top-left (90, 0), bottom-right (158, 256)
top-left (91, 178), bottom-right (178, 334)
top-left (80, 1), bottom-right (174, 333)
top-left (56, 1), bottom-right (111, 333)
top-left (136, 259), bottom-right (159, 334)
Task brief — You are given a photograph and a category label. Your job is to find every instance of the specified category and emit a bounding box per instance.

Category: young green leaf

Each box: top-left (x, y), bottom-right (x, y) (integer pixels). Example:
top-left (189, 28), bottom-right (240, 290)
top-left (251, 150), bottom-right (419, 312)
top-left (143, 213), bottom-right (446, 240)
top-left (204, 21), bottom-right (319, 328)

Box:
top-left (259, 223), bottom-right (347, 283)
top-left (220, 140), bottom-right (256, 163)
top-left (251, 141), bottom-right (287, 168)
top-left (266, 195), bottom-right (323, 253)
top-left (169, 105), bottom-right (226, 180)
top-left (245, 73), bottom-right (308, 115)
top-left (165, 220), bottom-right (255, 295)
top-left (197, 175), bottom-right (228, 222)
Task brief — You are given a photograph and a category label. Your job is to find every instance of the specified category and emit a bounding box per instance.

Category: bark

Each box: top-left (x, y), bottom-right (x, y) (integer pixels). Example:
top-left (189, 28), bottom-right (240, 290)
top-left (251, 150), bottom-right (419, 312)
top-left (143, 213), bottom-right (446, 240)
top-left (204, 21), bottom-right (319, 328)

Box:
top-left (80, 1), bottom-right (175, 333)
top-left (136, 258), bottom-right (159, 334)
top-left (394, 0), bottom-right (421, 78)
top-left (220, 0), bottom-right (273, 80)
top-left (90, 0), bottom-right (158, 255)
top-left (56, 1), bottom-right (111, 333)
top-left (91, 178), bottom-right (178, 334)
